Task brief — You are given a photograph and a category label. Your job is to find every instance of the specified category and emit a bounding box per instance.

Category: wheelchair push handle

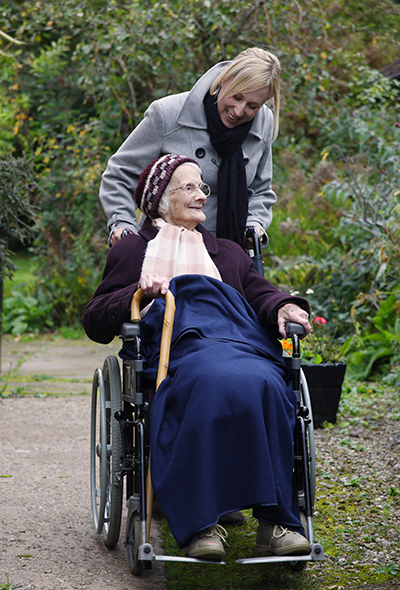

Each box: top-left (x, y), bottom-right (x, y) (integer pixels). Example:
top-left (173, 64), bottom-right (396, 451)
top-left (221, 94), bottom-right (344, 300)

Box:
top-left (245, 227), bottom-right (264, 277)
top-left (285, 322), bottom-right (305, 365)
top-left (286, 322), bottom-right (305, 337)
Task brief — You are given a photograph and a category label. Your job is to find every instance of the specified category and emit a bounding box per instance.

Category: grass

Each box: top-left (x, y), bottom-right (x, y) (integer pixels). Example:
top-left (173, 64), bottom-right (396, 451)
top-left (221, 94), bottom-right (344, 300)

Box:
top-left (158, 381), bottom-right (400, 589)
top-left (3, 252), bottom-right (35, 299)
top-left (2, 251), bottom-right (86, 340)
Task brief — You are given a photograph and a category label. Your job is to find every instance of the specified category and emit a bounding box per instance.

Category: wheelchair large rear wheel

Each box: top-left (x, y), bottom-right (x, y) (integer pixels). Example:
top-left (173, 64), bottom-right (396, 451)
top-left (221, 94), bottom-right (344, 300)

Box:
top-left (90, 366), bottom-right (107, 534)
top-left (90, 356), bottom-right (124, 548)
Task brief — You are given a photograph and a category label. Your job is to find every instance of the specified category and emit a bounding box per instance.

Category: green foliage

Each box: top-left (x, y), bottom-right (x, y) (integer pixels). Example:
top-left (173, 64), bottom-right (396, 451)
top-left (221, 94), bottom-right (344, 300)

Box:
top-left (0, 156), bottom-right (36, 280)
top-left (345, 288), bottom-right (400, 381)
top-left (1, 0), bottom-right (400, 331)
top-left (301, 315), bottom-right (346, 364)
top-left (3, 289), bottom-right (54, 334)
top-left (33, 230), bottom-right (105, 327)
top-left (267, 92), bottom-right (400, 355)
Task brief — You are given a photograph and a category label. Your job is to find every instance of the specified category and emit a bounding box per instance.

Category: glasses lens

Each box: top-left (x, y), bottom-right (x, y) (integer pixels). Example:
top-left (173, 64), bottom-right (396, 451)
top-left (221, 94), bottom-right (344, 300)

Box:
top-left (201, 184), bottom-right (210, 196)
top-left (184, 184), bottom-right (195, 194)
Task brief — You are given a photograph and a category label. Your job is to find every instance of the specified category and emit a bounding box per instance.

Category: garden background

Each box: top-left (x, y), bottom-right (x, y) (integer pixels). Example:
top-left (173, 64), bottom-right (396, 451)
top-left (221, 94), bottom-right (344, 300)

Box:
top-left (1, 2), bottom-right (400, 589)
top-left (2, 0), bottom-right (400, 380)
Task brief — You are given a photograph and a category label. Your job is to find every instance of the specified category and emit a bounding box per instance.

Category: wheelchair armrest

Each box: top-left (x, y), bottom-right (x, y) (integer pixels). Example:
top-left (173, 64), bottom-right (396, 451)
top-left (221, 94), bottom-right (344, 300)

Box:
top-left (119, 322), bottom-right (141, 340)
top-left (286, 322), bottom-right (305, 337)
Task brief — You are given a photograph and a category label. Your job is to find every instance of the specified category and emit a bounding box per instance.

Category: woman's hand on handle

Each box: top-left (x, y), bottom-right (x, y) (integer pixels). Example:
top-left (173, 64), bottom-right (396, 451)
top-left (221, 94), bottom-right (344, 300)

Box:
top-left (110, 227), bottom-right (131, 246)
top-left (277, 303), bottom-right (311, 339)
top-left (139, 274), bottom-right (170, 298)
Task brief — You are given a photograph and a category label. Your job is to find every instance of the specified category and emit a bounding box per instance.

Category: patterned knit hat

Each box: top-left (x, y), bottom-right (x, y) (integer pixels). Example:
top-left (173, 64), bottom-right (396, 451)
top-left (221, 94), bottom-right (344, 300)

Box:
top-left (135, 154), bottom-right (199, 219)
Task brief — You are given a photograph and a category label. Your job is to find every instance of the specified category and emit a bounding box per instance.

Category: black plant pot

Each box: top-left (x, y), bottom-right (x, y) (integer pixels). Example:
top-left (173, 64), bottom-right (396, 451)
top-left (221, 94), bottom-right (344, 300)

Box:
top-left (302, 362), bottom-right (347, 428)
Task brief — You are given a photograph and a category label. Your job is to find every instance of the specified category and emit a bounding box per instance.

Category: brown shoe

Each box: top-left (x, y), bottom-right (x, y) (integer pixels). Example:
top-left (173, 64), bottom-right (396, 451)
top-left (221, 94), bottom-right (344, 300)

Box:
top-left (218, 510), bottom-right (246, 526)
top-left (256, 523), bottom-right (310, 557)
top-left (186, 525), bottom-right (228, 560)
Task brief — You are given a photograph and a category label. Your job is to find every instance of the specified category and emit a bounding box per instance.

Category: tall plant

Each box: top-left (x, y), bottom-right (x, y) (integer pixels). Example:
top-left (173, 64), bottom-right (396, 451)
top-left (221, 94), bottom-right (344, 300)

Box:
top-left (0, 156), bottom-right (36, 280)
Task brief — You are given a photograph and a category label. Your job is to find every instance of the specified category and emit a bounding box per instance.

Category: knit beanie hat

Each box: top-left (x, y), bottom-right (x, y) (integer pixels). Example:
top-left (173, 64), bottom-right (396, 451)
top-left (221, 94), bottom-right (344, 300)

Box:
top-left (135, 154), bottom-right (199, 219)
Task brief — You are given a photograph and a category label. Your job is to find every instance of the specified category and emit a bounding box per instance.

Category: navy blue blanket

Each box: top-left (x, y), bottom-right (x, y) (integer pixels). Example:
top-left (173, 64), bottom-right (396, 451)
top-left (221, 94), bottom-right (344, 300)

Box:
top-left (121, 275), bottom-right (301, 547)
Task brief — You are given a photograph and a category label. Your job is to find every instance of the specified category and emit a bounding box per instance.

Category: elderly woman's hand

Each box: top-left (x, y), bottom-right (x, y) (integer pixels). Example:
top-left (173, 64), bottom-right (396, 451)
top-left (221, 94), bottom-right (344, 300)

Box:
top-left (139, 273), bottom-right (170, 298)
top-left (277, 303), bottom-right (311, 339)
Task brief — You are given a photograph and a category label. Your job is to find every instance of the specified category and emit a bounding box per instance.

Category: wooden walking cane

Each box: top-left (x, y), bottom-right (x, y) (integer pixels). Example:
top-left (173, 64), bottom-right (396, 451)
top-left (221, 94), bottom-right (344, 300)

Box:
top-left (130, 288), bottom-right (176, 544)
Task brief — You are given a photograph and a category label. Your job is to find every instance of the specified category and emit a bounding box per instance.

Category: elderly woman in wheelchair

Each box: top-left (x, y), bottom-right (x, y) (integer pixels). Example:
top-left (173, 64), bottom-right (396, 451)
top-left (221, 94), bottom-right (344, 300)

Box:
top-left (83, 153), bottom-right (312, 562)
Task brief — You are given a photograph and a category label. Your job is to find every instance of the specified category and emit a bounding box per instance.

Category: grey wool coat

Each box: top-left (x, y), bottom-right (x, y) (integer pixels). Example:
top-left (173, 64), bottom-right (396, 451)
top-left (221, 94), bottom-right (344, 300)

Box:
top-left (100, 61), bottom-right (277, 239)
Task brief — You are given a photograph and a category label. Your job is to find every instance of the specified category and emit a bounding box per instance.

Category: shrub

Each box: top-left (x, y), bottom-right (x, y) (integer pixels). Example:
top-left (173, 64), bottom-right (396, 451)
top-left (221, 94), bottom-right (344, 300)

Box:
top-left (0, 157), bottom-right (37, 280)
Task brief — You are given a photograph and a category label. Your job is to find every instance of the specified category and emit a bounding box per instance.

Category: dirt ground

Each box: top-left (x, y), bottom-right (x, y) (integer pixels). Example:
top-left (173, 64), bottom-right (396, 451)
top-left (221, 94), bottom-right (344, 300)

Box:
top-left (0, 337), bottom-right (167, 590)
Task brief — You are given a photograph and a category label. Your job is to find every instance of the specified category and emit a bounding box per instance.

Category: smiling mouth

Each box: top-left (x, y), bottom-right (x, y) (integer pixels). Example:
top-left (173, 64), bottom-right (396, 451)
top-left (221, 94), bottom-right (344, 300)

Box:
top-left (226, 109), bottom-right (240, 122)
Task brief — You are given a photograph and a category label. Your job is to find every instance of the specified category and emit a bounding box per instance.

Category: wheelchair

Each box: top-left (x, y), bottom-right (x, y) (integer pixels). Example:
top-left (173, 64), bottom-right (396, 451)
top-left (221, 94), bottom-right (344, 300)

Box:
top-left (90, 280), bottom-right (325, 575)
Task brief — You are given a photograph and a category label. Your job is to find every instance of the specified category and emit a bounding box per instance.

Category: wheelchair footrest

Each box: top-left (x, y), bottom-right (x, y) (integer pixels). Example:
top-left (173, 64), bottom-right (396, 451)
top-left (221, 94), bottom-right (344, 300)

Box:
top-left (138, 543), bottom-right (226, 564)
top-left (154, 555), bottom-right (226, 565)
top-left (235, 543), bottom-right (325, 565)
top-left (138, 542), bottom-right (324, 565)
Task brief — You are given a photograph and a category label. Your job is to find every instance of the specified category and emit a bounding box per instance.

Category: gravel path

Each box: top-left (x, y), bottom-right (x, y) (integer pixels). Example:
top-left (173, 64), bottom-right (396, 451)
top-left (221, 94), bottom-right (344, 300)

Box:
top-left (0, 337), bottom-right (167, 590)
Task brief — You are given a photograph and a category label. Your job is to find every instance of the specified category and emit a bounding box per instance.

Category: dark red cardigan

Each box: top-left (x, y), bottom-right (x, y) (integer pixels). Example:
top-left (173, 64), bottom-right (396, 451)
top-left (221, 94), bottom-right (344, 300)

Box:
top-left (82, 219), bottom-right (310, 344)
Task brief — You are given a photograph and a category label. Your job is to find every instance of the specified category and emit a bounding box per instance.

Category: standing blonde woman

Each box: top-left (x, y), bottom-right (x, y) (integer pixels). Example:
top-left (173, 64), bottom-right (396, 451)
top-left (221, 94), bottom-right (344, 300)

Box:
top-left (100, 47), bottom-right (281, 247)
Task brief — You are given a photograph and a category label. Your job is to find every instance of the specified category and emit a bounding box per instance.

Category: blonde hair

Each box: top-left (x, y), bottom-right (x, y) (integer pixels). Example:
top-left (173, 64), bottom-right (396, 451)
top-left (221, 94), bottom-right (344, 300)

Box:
top-left (210, 47), bottom-right (281, 142)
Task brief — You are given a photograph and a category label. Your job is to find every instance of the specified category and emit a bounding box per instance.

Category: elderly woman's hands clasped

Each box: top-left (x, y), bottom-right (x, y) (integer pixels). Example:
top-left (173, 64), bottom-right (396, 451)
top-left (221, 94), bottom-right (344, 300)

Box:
top-left (277, 303), bottom-right (311, 339)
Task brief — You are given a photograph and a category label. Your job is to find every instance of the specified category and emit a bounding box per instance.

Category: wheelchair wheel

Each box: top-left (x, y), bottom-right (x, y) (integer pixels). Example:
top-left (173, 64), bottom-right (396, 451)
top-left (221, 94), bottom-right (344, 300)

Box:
top-left (300, 368), bottom-right (316, 508)
top-left (290, 368), bottom-right (316, 572)
top-left (102, 355), bottom-right (124, 548)
top-left (90, 356), bottom-right (123, 548)
top-left (126, 502), bottom-right (143, 576)
top-left (90, 366), bottom-right (107, 534)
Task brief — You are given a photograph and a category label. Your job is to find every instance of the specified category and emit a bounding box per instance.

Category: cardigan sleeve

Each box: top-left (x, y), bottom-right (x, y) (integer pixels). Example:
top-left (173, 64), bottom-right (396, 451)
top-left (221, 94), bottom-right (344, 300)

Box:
top-left (82, 235), bottom-right (146, 344)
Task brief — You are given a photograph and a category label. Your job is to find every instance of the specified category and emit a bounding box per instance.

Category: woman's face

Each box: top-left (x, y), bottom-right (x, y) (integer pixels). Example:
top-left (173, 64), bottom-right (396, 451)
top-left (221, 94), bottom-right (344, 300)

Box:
top-left (217, 82), bottom-right (270, 128)
top-left (163, 164), bottom-right (207, 231)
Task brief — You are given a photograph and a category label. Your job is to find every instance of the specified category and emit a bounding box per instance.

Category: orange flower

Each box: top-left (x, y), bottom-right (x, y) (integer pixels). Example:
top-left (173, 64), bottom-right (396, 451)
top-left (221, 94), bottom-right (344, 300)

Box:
top-left (281, 339), bottom-right (293, 355)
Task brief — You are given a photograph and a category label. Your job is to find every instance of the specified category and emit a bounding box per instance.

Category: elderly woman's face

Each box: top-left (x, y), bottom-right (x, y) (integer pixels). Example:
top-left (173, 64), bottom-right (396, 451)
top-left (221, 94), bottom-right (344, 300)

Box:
top-left (164, 164), bottom-right (207, 230)
top-left (217, 82), bottom-right (270, 128)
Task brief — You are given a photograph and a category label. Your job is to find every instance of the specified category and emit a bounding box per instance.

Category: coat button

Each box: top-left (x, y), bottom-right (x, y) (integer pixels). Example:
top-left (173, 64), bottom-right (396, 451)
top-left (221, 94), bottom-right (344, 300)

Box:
top-left (111, 310), bottom-right (118, 321)
top-left (195, 148), bottom-right (205, 159)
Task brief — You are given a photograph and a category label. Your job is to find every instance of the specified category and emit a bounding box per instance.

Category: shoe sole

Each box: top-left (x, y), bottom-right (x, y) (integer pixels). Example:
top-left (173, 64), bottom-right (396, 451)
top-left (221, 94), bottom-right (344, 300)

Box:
top-left (256, 543), bottom-right (310, 557)
top-left (186, 549), bottom-right (226, 560)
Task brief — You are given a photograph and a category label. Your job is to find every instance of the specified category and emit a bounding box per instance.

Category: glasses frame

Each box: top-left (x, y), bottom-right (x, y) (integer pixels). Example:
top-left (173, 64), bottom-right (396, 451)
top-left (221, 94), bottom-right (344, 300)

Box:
top-left (168, 182), bottom-right (211, 198)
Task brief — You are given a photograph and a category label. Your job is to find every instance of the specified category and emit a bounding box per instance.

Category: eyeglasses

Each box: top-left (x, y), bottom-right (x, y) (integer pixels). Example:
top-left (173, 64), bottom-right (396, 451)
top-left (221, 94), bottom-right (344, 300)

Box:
top-left (168, 182), bottom-right (211, 197)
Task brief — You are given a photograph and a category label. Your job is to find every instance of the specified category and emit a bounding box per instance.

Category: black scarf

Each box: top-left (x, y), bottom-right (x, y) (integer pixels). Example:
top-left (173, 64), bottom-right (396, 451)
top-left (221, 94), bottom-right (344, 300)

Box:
top-left (204, 90), bottom-right (253, 244)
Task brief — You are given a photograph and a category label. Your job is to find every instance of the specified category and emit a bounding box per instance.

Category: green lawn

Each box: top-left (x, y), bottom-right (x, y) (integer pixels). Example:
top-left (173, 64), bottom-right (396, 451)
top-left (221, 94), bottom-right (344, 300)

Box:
top-left (3, 253), bottom-right (35, 298)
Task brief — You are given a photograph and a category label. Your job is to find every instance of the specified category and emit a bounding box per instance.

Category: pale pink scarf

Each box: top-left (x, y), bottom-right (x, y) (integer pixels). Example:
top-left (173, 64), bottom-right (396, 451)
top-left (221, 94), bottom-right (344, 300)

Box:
top-left (141, 219), bottom-right (221, 282)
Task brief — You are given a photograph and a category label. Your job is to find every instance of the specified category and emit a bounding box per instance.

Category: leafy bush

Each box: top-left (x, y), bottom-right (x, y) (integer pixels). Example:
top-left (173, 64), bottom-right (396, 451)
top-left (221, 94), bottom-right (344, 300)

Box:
top-left (344, 288), bottom-right (400, 381)
top-left (0, 157), bottom-right (36, 280)
top-left (267, 93), bottom-right (400, 344)
top-left (3, 288), bottom-right (54, 334)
